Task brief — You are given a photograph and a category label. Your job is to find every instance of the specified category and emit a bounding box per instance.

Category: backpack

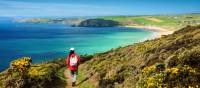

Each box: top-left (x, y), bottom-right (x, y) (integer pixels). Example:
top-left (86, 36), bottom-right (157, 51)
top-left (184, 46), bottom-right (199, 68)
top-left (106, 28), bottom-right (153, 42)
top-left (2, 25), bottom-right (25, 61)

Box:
top-left (69, 55), bottom-right (78, 66)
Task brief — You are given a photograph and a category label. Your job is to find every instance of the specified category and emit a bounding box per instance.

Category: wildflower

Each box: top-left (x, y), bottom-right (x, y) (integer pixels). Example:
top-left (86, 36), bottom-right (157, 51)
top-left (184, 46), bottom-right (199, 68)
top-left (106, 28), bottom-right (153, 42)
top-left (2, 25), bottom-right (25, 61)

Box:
top-left (171, 68), bottom-right (179, 74)
top-left (189, 86), bottom-right (194, 88)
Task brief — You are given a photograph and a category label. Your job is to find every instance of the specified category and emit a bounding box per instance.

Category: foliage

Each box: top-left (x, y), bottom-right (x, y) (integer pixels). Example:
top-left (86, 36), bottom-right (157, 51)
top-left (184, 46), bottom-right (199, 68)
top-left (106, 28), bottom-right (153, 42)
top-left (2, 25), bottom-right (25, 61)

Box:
top-left (138, 65), bottom-right (199, 88)
top-left (28, 63), bottom-right (59, 80)
top-left (0, 57), bottom-right (65, 88)
top-left (141, 65), bottom-right (156, 77)
top-left (11, 57), bottom-right (32, 73)
top-left (77, 19), bottom-right (120, 27)
top-left (0, 57), bottom-right (32, 88)
top-left (79, 25), bottom-right (200, 88)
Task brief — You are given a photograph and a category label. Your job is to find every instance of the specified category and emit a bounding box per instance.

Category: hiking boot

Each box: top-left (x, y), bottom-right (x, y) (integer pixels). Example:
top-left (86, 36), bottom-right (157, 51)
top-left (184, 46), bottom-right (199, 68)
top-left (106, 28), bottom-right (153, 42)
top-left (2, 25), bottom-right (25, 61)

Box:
top-left (72, 82), bottom-right (76, 87)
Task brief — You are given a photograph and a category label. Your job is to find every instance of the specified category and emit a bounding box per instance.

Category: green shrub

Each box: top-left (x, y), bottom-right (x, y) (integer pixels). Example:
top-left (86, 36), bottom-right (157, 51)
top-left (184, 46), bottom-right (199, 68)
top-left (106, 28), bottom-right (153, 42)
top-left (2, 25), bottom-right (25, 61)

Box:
top-left (0, 57), bottom-right (64, 88)
top-left (138, 65), bottom-right (200, 88)
top-left (11, 57), bottom-right (32, 73)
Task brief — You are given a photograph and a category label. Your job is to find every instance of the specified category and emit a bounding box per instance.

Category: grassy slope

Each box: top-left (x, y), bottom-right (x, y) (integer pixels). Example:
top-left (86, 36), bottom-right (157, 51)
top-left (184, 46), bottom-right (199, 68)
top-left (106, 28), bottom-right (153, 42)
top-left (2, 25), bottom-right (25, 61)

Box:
top-left (1, 25), bottom-right (200, 88)
top-left (78, 25), bottom-right (200, 87)
top-left (0, 58), bottom-right (66, 88)
top-left (97, 14), bottom-right (200, 30)
top-left (0, 55), bottom-right (96, 88)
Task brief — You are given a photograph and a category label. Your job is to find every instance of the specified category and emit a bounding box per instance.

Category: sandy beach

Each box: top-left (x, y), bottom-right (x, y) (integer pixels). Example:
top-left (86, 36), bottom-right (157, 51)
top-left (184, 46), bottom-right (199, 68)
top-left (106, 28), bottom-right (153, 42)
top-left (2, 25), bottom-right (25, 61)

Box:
top-left (124, 25), bottom-right (174, 39)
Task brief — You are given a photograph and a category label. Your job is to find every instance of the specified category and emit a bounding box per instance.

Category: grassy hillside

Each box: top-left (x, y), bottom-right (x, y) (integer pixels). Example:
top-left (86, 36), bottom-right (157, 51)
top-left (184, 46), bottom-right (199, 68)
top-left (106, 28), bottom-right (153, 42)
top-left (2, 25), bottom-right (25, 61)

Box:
top-left (74, 13), bottom-right (200, 31)
top-left (0, 55), bottom-right (94, 88)
top-left (97, 14), bottom-right (200, 30)
top-left (15, 14), bottom-right (200, 31)
top-left (78, 25), bottom-right (200, 88)
top-left (77, 19), bottom-right (120, 27)
top-left (1, 25), bottom-right (200, 88)
top-left (0, 57), bottom-right (66, 88)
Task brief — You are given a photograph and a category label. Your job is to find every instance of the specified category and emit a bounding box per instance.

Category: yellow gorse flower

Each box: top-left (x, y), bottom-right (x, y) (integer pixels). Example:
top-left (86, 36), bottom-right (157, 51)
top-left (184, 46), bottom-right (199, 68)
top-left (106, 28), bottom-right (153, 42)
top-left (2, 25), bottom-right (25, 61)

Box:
top-left (11, 57), bottom-right (32, 73)
top-left (139, 64), bottom-right (198, 88)
top-left (189, 86), bottom-right (194, 88)
top-left (171, 68), bottom-right (179, 74)
top-left (142, 65), bottom-right (156, 76)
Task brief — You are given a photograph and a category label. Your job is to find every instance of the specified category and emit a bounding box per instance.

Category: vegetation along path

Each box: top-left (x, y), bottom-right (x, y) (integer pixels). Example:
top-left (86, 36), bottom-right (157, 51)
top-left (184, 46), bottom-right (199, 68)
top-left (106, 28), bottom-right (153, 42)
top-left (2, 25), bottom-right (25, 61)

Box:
top-left (58, 66), bottom-right (95, 88)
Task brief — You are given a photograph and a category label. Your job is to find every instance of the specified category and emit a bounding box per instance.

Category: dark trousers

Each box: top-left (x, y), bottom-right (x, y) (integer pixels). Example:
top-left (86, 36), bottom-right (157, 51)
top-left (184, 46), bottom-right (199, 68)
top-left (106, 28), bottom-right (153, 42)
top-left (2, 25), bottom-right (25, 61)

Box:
top-left (70, 70), bottom-right (77, 82)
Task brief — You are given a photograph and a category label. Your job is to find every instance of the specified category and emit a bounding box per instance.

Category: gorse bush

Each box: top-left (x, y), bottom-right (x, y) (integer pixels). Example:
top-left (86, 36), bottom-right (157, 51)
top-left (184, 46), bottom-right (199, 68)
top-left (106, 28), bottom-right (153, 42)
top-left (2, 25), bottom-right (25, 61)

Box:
top-left (138, 64), bottom-right (199, 88)
top-left (28, 63), bottom-right (60, 82)
top-left (0, 57), bottom-right (65, 88)
top-left (178, 46), bottom-right (200, 68)
top-left (11, 57), bottom-right (32, 73)
top-left (0, 57), bottom-right (32, 88)
top-left (141, 65), bottom-right (156, 77)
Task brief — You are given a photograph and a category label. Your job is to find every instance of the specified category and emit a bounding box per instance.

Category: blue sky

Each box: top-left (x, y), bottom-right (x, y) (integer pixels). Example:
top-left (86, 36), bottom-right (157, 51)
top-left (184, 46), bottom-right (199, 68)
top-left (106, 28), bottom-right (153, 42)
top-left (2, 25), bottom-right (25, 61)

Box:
top-left (0, 0), bottom-right (200, 17)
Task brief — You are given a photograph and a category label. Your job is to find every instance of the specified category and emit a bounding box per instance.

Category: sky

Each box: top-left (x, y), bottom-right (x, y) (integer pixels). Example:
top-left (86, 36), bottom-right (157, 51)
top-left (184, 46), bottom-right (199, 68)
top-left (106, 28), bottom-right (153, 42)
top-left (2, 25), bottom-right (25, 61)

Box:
top-left (0, 0), bottom-right (200, 17)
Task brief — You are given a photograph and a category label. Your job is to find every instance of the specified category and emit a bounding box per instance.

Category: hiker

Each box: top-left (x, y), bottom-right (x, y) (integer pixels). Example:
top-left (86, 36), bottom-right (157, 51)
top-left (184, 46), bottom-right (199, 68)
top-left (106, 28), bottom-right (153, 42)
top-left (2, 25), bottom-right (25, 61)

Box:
top-left (66, 48), bottom-right (81, 87)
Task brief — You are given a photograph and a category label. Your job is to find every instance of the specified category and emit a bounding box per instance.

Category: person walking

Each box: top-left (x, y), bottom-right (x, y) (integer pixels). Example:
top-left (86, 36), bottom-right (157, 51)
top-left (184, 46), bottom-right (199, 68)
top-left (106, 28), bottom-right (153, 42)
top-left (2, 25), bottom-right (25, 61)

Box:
top-left (66, 48), bottom-right (81, 87)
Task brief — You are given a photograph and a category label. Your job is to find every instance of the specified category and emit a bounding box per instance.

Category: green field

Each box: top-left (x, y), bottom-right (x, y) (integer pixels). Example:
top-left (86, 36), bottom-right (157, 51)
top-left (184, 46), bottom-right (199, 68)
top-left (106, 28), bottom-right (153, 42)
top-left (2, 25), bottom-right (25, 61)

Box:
top-left (96, 13), bottom-right (200, 30)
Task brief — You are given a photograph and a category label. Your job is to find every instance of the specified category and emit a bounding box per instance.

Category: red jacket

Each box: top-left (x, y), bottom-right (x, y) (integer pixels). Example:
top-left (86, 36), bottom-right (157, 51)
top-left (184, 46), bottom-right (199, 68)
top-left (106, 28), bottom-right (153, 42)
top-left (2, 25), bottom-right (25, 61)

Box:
top-left (66, 53), bottom-right (80, 71)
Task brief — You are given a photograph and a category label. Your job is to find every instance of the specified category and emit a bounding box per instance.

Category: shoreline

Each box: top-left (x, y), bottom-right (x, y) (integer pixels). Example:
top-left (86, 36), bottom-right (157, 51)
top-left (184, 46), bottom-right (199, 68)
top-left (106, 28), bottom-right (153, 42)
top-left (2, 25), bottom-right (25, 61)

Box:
top-left (124, 25), bottom-right (174, 39)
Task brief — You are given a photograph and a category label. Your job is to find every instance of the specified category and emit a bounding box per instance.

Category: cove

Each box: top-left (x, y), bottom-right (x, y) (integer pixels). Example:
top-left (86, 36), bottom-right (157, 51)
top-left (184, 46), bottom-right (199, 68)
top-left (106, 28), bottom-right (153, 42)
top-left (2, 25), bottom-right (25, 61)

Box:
top-left (0, 19), bottom-right (153, 71)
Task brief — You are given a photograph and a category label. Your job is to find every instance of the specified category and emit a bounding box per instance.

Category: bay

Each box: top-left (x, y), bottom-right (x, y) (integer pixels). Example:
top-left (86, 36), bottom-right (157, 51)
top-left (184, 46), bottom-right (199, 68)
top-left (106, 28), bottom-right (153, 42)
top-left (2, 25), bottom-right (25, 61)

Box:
top-left (0, 18), bottom-right (153, 71)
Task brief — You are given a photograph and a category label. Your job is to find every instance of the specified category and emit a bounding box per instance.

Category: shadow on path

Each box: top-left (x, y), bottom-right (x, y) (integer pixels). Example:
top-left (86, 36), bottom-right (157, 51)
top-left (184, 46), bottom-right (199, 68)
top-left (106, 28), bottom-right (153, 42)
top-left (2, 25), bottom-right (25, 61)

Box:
top-left (76, 77), bottom-right (89, 86)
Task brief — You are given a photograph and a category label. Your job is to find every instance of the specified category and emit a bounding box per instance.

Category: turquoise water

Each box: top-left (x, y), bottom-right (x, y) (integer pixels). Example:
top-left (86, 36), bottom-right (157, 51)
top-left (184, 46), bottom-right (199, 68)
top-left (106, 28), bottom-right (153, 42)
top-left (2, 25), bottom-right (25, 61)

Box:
top-left (0, 18), bottom-right (153, 71)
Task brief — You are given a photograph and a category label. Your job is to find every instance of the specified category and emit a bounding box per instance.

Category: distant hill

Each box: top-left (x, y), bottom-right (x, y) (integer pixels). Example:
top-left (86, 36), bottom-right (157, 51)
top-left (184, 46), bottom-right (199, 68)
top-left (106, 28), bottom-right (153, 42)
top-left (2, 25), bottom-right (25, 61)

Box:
top-left (15, 18), bottom-right (85, 25)
top-left (76, 19), bottom-right (120, 27)
top-left (15, 14), bottom-right (200, 31)
top-left (1, 25), bottom-right (200, 88)
top-left (77, 14), bottom-right (200, 30)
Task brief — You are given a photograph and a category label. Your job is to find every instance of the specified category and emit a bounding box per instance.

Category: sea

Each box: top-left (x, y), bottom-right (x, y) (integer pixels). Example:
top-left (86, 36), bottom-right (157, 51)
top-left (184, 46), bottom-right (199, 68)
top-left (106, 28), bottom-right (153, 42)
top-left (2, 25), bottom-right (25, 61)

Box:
top-left (0, 17), bottom-right (153, 71)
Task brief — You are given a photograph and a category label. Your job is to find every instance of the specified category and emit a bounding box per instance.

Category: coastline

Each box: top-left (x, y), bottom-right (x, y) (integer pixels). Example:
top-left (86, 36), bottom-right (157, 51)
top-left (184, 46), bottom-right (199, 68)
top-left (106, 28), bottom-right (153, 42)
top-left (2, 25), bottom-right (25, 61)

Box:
top-left (124, 25), bottom-right (174, 39)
